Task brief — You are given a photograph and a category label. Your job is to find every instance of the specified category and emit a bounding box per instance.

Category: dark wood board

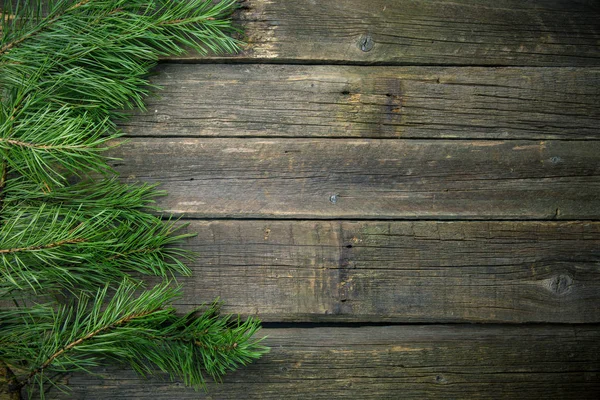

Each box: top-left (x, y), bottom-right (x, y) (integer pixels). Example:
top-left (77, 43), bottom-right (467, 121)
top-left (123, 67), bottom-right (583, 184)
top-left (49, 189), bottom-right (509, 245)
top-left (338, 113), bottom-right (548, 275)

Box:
top-left (52, 325), bottom-right (600, 399)
top-left (164, 220), bottom-right (600, 323)
top-left (107, 138), bottom-right (600, 220)
top-left (170, 0), bottom-right (600, 66)
top-left (2, 1), bottom-right (599, 400)
top-left (123, 65), bottom-right (600, 140)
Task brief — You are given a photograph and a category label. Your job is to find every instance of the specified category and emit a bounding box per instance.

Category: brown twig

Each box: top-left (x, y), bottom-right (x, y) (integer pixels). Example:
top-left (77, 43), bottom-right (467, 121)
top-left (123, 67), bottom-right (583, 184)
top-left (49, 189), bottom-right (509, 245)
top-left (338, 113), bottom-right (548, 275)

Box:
top-left (159, 17), bottom-right (215, 25)
top-left (0, 238), bottom-right (86, 255)
top-left (0, 138), bottom-right (90, 151)
top-left (0, 160), bottom-right (8, 215)
top-left (0, 160), bottom-right (7, 193)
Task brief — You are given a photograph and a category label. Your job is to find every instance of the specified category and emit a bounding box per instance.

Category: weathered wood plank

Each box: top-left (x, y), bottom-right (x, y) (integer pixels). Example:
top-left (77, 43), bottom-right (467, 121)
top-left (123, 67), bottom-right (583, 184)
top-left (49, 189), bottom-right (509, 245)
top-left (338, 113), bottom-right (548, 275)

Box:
top-left (171, 0), bottom-right (600, 66)
top-left (168, 220), bottom-right (600, 323)
top-left (108, 138), bottom-right (600, 220)
top-left (123, 65), bottom-right (600, 140)
top-left (52, 325), bottom-right (600, 399)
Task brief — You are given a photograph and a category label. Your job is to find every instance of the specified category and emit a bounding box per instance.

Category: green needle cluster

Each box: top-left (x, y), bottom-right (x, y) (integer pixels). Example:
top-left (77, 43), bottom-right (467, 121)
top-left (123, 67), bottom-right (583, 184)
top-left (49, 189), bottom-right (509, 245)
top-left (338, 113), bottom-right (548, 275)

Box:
top-left (2, 282), bottom-right (265, 398)
top-left (0, 1), bottom-right (267, 398)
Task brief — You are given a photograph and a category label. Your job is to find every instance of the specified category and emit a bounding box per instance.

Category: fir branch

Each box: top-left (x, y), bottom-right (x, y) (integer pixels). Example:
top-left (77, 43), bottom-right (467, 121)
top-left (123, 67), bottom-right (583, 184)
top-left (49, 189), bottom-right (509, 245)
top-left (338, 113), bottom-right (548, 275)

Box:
top-left (0, 203), bottom-right (194, 291)
top-left (23, 307), bottom-right (159, 387)
top-left (0, 1), bottom-right (96, 57)
top-left (1, 0), bottom-right (240, 188)
top-left (1, 282), bottom-right (266, 397)
top-left (0, 238), bottom-right (86, 255)
top-left (2, 177), bottom-right (164, 215)
top-left (0, 1), bottom-right (266, 398)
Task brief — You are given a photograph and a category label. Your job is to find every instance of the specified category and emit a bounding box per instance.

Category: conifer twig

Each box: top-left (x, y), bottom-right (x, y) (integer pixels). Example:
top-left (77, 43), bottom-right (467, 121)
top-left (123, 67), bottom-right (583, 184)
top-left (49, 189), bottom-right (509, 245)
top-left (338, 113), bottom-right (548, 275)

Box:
top-left (0, 0), bottom-right (91, 56)
top-left (21, 307), bottom-right (161, 388)
top-left (1, 1), bottom-right (266, 398)
top-left (0, 160), bottom-right (7, 204)
top-left (0, 238), bottom-right (86, 255)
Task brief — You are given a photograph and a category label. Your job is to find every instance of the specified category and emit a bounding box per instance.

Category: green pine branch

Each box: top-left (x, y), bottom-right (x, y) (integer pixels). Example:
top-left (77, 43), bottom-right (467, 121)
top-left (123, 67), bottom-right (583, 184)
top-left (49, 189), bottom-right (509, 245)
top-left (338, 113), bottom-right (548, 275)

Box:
top-left (1, 1), bottom-right (267, 399)
top-left (1, 0), bottom-right (240, 188)
top-left (1, 176), bottom-right (195, 293)
top-left (3, 176), bottom-right (163, 215)
top-left (1, 281), bottom-right (267, 398)
top-left (0, 202), bottom-right (195, 291)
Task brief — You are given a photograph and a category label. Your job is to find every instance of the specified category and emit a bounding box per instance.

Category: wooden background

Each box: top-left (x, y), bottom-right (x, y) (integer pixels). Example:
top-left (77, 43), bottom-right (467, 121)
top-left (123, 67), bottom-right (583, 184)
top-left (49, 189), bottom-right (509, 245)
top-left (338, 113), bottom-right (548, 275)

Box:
top-left (59, 0), bottom-right (600, 398)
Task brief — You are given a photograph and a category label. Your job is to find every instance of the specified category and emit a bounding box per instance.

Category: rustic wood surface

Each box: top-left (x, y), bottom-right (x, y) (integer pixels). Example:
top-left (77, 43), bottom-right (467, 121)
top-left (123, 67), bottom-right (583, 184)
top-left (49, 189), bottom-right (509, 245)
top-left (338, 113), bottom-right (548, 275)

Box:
top-left (53, 325), bottom-right (600, 399)
top-left (170, 0), bottom-right (600, 66)
top-left (159, 220), bottom-right (600, 323)
top-left (123, 65), bottom-right (600, 140)
top-left (108, 138), bottom-right (600, 219)
top-left (46, 0), bottom-right (600, 398)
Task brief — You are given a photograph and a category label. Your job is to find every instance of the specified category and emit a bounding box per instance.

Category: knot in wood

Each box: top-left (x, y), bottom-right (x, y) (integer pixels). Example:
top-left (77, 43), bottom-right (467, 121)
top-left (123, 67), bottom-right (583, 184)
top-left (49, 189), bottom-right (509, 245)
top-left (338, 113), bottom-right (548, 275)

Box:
top-left (549, 156), bottom-right (563, 164)
top-left (548, 273), bottom-right (573, 296)
top-left (358, 34), bottom-right (374, 52)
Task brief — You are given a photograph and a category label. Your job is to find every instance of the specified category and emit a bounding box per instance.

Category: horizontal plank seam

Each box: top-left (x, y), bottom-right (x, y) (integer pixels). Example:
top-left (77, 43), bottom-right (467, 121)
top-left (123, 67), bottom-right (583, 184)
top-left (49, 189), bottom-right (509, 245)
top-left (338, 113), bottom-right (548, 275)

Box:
top-left (158, 216), bottom-right (600, 222)
top-left (261, 322), bottom-right (600, 328)
top-left (159, 59), bottom-right (600, 68)
top-left (121, 134), bottom-right (600, 142)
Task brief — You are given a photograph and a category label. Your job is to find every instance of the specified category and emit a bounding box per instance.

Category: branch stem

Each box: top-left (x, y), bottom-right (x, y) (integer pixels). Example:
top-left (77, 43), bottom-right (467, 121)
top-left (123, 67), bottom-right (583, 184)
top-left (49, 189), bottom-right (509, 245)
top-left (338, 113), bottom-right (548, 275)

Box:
top-left (0, 138), bottom-right (95, 151)
top-left (21, 307), bottom-right (161, 387)
top-left (0, 238), bottom-right (86, 254)
top-left (0, 161), bottom-right (7, 210)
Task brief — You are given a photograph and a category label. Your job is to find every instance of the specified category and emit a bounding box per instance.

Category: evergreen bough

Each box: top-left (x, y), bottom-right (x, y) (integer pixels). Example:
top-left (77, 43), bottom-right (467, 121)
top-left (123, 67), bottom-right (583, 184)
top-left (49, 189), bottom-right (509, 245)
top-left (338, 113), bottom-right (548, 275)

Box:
top-left (0, 1), bottom-right (267, 398)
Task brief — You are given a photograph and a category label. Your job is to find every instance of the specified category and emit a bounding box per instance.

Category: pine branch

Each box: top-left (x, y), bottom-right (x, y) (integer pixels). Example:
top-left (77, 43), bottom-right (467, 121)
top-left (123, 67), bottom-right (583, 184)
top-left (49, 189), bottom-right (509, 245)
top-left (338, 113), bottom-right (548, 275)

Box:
top-left (0, 203), bottom-right (194, 291)
top-left (1, 2), bottom-right (266, 398)
top-left (0, 238), bottom-right (86, 255)
top-left (1, 282), bottom-right (267, 398)
top-left (1, 0), bottom-right (240, 188)
top-left (23, 308), bottom-right (159, 386)
top-left (0, 161), bottom-right (6, 191)
top-left (2, 177), bottom-right (165, 216)
top-left (0, 1), bottom-right (92, 56)
top-left (1, 96), bottom-right (117, 186)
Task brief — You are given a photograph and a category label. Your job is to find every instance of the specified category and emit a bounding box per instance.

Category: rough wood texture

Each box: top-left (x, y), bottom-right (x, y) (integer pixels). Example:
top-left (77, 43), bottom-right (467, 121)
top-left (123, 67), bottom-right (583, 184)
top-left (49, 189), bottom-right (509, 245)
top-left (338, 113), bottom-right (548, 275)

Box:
top-left (123, 65), bottom-right (600, 140)
top-left (170, 0), bottom-right (600, 66)
top-left (164, 220), bottom-right (600, 323)
top-left (52, 325), bottom-right (600, 399)
top-left (108, 138), bottom-right (600, 219)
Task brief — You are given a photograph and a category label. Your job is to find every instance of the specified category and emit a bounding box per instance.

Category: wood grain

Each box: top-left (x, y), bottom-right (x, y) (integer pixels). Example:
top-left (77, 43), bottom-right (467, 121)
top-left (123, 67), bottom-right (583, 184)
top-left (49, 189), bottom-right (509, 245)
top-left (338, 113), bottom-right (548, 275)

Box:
top-left (107, 138), bottom-right (600, 220)
top-left (170, 0), bottom-right (600, 66)
top-left (123, 65), bottom-right (600, 140)
top-left (52, 325), bottom-right (600, 399)
top-left (163, 220), bottom-right (600, 323)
